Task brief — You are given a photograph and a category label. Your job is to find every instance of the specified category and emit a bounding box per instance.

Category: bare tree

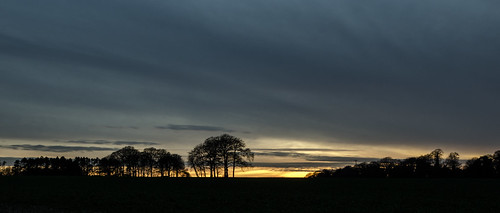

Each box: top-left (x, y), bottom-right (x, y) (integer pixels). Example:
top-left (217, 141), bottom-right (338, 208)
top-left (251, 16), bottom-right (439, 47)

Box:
top-left (189, 134), bottom-right (254, 178)
top-left (188, 144), bottom-right (208, 177)
top-left (232, 148), bottom-right (254, 178)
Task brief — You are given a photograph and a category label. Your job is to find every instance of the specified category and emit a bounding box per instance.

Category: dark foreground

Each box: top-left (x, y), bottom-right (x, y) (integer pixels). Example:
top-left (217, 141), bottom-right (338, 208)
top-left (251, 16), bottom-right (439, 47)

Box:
top-left (1, 177), bottom-right (500, 212)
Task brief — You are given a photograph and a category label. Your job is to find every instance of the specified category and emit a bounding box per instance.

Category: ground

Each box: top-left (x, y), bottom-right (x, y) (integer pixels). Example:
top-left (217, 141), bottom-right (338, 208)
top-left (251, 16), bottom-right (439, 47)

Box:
top-left (1, 177), bottom-right (500, 212)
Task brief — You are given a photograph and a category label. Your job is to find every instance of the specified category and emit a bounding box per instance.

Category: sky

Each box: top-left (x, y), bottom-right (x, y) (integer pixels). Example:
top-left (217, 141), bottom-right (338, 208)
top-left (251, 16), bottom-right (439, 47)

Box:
top-left (1, 0), bottom-right (500, 177)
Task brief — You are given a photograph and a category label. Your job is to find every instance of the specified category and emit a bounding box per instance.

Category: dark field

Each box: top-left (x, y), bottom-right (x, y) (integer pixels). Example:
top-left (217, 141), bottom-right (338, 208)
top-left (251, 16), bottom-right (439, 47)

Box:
top-left (1, 177), bottom-right (500, 212)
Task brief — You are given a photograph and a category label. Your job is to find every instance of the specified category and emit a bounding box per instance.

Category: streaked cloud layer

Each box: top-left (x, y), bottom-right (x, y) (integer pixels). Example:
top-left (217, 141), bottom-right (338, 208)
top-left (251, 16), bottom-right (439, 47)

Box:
top-left (1, 0), bottom-right (500, 164)
top-left (66, 140), bottom-right (159, 146)
top-left (0, 144), bottom-right (117, 153)
top-left (156, 124), bottom-right (235, 132)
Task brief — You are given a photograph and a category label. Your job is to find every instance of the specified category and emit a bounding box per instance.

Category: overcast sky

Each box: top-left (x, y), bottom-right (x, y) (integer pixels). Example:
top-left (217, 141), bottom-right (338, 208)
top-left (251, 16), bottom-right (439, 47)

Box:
top-left (1, 0), bottom-right (500, 172)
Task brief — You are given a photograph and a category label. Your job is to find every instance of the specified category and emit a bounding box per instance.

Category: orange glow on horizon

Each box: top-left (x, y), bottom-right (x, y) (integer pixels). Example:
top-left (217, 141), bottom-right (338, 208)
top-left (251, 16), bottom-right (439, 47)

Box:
top-left (188, 167), bottom-right (317, 178)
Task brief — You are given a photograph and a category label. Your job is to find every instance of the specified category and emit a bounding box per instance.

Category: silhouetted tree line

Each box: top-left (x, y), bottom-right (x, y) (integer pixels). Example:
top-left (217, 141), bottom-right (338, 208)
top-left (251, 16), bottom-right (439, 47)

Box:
top-left (307, 149), bottom-right (500, 178)
top-left (1, 134), bottom-right (255, 178)
top-left (188, 134), bottom-right (254, 178)
top-left (1, 146), bottom-right (189, 177)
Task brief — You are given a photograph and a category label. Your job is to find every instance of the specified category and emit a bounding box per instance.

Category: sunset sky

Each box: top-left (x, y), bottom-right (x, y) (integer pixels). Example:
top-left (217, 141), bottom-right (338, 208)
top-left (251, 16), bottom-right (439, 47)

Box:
top-left (1, 0), bottom-right (500, 177)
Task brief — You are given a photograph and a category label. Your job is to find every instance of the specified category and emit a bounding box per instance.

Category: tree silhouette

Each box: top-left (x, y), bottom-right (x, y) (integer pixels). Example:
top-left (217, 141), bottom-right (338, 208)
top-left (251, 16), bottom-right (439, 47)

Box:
top-left (493, 150), bottom-right (500, 177)
top-left (232, 148), bottom-right (254, 178)
top-left (171, 154), bottom-right (185, 177)
top-left (110, 146), bottom-right (141, 177)
top-left (306, 149), bottom-right (500, 178)
top-left (8, 145), bottom-right (500, 179)
top-left (155, 149), bottom-right (170, 177)
top-left (142, 147), bottom-right (158, 177)
top-left (465, 155), bottom-right (495, 177)
top-left (188, 134), bottom-right (253, 178)
top-left (188, 144), bottom-right (208, 177)
top-left (6, 147), bottom-right (186, 177)
top-left (444, 152), bottom-right (461, 174)
top-left (430, 149), bottom-right (443, 168)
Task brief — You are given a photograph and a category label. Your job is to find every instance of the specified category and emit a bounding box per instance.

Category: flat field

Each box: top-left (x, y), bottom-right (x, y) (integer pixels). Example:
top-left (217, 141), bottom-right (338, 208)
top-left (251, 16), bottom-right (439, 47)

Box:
top-left (1, 177), bottom-right (500, 212)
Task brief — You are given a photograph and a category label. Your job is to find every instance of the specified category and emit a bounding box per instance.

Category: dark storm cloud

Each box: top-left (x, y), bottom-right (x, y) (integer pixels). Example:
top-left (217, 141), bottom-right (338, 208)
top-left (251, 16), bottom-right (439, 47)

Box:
top-left (0, 145), bottom-right (117, 152)
top-left (66, 140), bottom-right (158, 146)
top-left (1, 0), bottom-right (500, 152)
top-left (156, 124), bottom-right (234, 132)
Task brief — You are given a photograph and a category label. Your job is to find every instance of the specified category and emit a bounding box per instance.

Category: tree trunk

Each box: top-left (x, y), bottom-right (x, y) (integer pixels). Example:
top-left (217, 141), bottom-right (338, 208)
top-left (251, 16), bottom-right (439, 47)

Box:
top-left (193, 166), bottom-right (198, 177)
top-left (224, 158), bottom-right (229, 178)
top-left (232, 149), bottom-right (236, 178)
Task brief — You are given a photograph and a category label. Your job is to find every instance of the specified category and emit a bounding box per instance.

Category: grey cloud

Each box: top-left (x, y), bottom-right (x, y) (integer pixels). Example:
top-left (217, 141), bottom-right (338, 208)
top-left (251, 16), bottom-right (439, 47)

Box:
top-left (255, 152), bottom-right (308, 158)
top-left (113, 141), bottom-right (159, 146)
top-left (0, 144), bottom-right (117, 152)
top-left (304, 156), bottom-right (379, 163)
top-left (157, 124), bottom-right (234, 132)
top-left (255, 151), bottom-right (378, 163)
top-left (255, 152), bottom-right (379, 162)
top-left (66, 140), bottom-right (158, 146)
top-left (66, 140), bottom-right (111, 145)
top-left (253, 148), bottom-right (356, 152)
top-left (253, 162), bottom-right (350, 169)
top-left (103, 126), bottom-right (139, 130)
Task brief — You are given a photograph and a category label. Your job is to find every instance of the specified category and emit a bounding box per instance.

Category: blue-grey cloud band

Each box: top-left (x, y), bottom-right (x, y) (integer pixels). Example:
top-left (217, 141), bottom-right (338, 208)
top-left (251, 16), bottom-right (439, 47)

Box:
top-left (255, 151), bottom-right (378, 163)
top-left (156, 124), bottom-right (235, 132)
top-left (0, 145), bottom-right (118, 153)
top-left (66, 140), bottom-right (159, 146)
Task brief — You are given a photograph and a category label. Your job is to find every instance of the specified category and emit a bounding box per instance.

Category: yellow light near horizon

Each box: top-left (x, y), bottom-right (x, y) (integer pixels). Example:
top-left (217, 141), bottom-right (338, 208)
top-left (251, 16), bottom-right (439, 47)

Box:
top-left (281, 171), bottom-right (311, 178)
top-left (230, 167), bottom-right (314, 178)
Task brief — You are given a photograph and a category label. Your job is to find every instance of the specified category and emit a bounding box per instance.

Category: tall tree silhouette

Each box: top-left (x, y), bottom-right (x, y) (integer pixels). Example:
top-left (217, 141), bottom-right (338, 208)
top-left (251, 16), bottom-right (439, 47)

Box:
top-left (110, 146), bottom-right (141, 177)
top-left (155, 149), bottom-right (170, 177)
top-left (430, 149), bottom-right (443, 168)
top-left (232, 148), bottom-right (254, 178)
top-left (188, 134), bottom-right (253, 178)
top-left (444, 152), bottom-right (461, 171)
top-left (171, 154), bottom-right (185, 177)
top-left (188, 144), bottom-right (209, 177)
top-left (142, 147), bottom-right (158, 177)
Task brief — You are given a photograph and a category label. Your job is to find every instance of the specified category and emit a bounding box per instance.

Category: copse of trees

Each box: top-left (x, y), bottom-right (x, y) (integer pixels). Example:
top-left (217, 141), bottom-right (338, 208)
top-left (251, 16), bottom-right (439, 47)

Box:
top-left (307, 149), bottom-right (500, 178)
top-left (1, 135), bottom-right (255, 178)
top-left (99, 146), bottom-right (188, 177)
top-left (3, 146), bottom-right (189, 177)
top-left (188, 134), bottom-right (254, 178)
